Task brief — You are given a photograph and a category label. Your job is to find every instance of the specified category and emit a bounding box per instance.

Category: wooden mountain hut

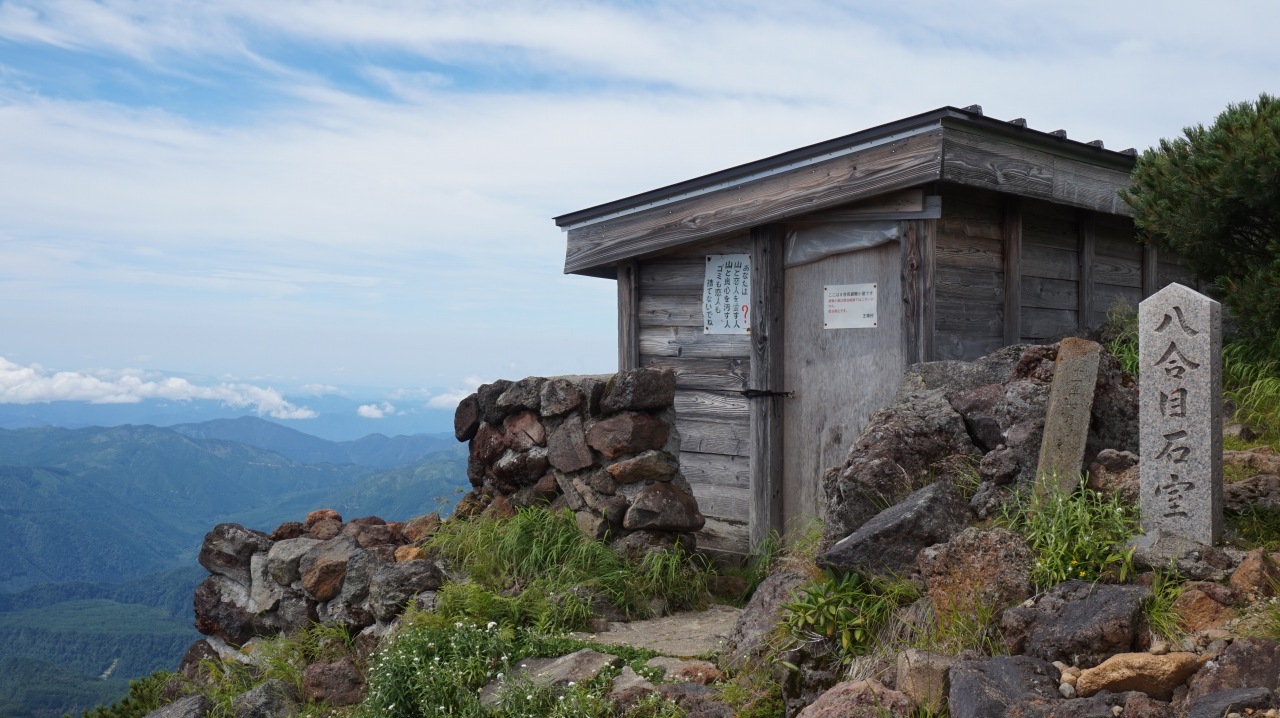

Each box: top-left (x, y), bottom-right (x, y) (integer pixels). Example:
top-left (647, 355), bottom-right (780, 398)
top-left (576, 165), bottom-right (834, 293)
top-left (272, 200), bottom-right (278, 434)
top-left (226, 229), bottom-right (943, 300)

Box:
top-left (553, 105), bottom-right (1197, 559)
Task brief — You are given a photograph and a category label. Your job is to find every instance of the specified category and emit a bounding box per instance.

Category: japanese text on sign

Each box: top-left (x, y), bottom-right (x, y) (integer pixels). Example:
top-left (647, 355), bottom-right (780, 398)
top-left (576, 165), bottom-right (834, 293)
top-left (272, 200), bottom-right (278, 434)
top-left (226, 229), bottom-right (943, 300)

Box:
top-left (1152, 303), bottom-right (1198, 518)
top-left (824, 283), bottom-right (877, 329)
top-left (703, 255), bottom-right (751, 335)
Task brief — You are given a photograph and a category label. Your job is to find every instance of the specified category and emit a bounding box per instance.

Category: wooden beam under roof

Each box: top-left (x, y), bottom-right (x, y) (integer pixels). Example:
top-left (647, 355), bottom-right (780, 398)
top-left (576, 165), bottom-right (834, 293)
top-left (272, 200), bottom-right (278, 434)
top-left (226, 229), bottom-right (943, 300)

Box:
top-left (564, 130), bottom-right (945, 275)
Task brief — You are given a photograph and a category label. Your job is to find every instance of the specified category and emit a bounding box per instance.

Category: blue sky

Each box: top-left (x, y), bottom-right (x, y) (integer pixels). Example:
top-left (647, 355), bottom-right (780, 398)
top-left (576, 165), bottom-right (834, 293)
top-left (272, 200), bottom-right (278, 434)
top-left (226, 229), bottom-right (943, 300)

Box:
top-left (1, 0), bottom-right (1277, 424)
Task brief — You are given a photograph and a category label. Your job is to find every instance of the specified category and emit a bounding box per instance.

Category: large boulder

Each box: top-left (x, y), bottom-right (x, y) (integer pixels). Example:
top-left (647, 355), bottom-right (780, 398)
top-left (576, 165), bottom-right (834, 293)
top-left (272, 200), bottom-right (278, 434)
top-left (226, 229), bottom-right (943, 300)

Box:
top-left (819, 481), bottom-right (971, 577)
top-left (368, 561), bottom-right (445, 621)
top-left (587, 412), bottom-right (669, 459)
top-left (917, 527), bottom-right (1034, 617)
top-left (231, 679), bottom-right (299, 718)
top-left (266, 537), bottom-right (320, 586)
top-left (547, 414), bottom-right (594, 472)
top-left (820, 385), bottom-right (979, 547)
top-left (797, 679), bottom-right (911, 718)
top-left (623, 483), bottom-right (705, 532)
top-left (600, 368), bottom-right (677, 414)
top-left (193, 575), bottom-right (255, 645)
top-left (302, 657), bottom-right (366, 706)
top-left (198, 523), bottom-right (273, 587)
top-left (1001, 581), bottom-right (1150, 668)
top-left (947, 655), bottom-right (1062, 718)
top-left (298, 536), bottom-right (357, 603)
top-left (723, 570), bottom-right (811, 666)
top-left (1182, 637), bottom-right (1280, 707)
top-left (1074, 652), bottom-right (1203, 700)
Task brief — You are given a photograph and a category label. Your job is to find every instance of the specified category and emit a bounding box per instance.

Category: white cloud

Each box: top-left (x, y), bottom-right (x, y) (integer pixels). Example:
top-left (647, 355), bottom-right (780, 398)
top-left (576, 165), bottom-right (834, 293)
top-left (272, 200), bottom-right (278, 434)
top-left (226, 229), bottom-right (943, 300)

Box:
top-left (427, 376), bottom-right (486, 409)
top-left (357, 401), bottom-right (396, 419)
top-left (0, 356), bottom-right (317, 419)
top-left (299, 383), bottom-right (342, 396)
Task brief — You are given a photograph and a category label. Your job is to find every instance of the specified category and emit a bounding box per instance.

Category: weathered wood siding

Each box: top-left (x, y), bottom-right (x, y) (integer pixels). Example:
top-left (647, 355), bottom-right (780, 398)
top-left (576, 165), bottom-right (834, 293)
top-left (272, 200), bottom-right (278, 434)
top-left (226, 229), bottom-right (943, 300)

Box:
top-left (1090, 213), bottom-right (1143, 328)
top-left (1020, 199), bottom-right (1080, 342)
top-left (934, 185), bottom-right (1005, 359)
top-left (636, 233), bottom-right (752, 556)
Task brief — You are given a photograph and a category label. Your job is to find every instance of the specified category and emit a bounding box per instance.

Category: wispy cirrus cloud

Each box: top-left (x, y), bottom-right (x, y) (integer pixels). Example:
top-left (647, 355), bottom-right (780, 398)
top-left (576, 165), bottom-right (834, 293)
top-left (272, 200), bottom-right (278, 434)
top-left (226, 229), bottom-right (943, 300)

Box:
top-left (0, 356), bottom-right (317, 419)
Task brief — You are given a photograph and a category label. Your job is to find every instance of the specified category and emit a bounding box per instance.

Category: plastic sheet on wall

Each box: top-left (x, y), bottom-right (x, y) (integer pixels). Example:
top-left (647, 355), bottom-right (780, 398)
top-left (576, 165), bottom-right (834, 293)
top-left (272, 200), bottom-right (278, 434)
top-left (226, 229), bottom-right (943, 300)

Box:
top-left (783, 220), bottom-right (900, 269)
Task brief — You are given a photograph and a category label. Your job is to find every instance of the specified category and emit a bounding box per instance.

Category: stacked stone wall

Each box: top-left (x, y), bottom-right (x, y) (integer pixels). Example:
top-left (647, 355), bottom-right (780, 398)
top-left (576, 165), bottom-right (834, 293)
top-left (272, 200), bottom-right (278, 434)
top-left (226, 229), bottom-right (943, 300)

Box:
top-left (453, 367), bottom-right (705, 554)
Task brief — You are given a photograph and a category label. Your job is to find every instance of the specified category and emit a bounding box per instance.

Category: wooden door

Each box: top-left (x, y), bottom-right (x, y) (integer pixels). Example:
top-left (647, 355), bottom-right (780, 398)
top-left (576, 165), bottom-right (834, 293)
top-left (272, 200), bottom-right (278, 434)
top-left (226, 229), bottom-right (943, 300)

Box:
top-left (782, 241), bottom-right (905, 527)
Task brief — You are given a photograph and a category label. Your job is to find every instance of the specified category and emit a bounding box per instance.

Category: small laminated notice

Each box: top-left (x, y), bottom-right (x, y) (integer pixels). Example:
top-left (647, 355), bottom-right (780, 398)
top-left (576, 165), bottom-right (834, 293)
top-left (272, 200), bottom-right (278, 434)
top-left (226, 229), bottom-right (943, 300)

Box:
top-left (824, 283), bottom-right (877, 329)
top-left (703, 255), bottom-right (751, 334)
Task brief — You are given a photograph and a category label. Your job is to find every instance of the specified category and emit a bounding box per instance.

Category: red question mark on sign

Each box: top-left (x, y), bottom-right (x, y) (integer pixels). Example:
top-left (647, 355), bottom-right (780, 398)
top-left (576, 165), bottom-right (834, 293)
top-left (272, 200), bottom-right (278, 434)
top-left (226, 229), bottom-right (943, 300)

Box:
top-left (742, 304), bottom-right (749, 325)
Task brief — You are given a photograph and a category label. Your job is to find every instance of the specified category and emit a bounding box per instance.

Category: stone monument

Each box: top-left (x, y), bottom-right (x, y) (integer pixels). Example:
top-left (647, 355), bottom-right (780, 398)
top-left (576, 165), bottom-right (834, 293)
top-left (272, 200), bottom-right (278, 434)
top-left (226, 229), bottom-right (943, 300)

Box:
top-left (1037, 337), bottom-right (1103, 491)
top-left (1137, 283), bottom-right (1222, 550)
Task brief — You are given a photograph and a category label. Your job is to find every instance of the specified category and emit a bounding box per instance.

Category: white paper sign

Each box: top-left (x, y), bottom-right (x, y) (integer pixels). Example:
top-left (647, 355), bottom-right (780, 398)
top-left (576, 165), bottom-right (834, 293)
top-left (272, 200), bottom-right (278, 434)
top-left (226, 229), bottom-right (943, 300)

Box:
top-left (703, 254), bottom-right (751, 334)
top-left (824, 283), bottom-right (877, 329)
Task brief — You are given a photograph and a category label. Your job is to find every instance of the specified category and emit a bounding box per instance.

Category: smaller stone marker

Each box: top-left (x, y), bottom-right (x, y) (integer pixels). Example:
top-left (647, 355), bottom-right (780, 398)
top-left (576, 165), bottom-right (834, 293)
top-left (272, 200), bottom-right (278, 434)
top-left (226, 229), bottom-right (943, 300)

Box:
top-left (1138, 283), bottom-right (1222, 549)
top-left (1037, 337), bottom-right (1103, 491)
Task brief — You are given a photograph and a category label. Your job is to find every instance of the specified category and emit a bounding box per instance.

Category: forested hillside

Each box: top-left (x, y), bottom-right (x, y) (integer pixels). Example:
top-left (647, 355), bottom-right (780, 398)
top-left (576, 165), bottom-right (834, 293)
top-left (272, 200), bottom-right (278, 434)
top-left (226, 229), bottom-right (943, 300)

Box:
top-left (0, 421), bottom-right (467, 718)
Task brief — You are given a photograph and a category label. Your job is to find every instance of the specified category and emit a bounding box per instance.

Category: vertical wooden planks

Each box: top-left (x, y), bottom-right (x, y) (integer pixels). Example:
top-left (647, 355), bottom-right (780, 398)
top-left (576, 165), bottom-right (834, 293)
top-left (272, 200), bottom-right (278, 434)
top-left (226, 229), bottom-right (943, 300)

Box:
top-left (901, 221), bottom-right (922, 365)
top-left (933, 184), bottom-right (1004, 359)
top-left (617, 260), bottom-right (639, 370)
top-left (749, 224), bottom-right (785, 549)
top-left (1078, 211), bottom-right (1095, 334)
top-left (921, 218), bottom-right (937, 360)
top-left (1142, 243), bottom-right (1159, 299)
top-left (1003, 197), bottom-right (1023, 346)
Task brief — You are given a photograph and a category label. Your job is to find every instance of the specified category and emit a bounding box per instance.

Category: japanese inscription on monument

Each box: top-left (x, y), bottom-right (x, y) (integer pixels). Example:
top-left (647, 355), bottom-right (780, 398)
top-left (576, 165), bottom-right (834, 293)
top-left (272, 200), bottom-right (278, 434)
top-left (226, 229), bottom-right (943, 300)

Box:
top-left (1138, 283), bottom-right (1222, 546)
top-left (703, 254), bottom-right (751, 335)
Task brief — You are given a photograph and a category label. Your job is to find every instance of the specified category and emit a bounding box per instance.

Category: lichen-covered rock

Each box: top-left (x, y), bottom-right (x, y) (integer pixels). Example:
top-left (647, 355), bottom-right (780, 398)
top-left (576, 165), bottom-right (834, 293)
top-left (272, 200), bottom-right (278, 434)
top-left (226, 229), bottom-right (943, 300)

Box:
top-left (600, 368), bottom-right (677, 415)
top-left (368, 561), bottom-right (444, 621)
top-left (476, 380), bottom-right (513, 424)
top-left (266, 537), bottom-right (320, 587)
top-left (1229, 547), bottom-right (1280, 597)
top-left (947, 655), bottom-right (1062, 718)
top-left (607, 449), bottom-right (679, 483)
top-left (623, 483), bottom-right (704, 532)
top-left (918, 527), bottom-right (1034, 617)
top-left (723, 570), bottom-right (810, 666)
top-left (198, 523), bottom-right (273, 586)
top-left (1001, 581), bottom-right (1150, 668)
top-left (896, 649), bottom-right (955, 714)
top-left (1183, 637), bottom-right (1280, 707)
top-left (540, 378), bottom-right (584, 417)
top-left (302, 656), bottom-right (366, 706)
top-left (231, 679), bottom-right (299, 718)
top-left (820, 481), bottom-right (971, 577)
top-left (547, 414), bottom-right (593, 472)
top-left (820, 385), bottom-right (979, 547)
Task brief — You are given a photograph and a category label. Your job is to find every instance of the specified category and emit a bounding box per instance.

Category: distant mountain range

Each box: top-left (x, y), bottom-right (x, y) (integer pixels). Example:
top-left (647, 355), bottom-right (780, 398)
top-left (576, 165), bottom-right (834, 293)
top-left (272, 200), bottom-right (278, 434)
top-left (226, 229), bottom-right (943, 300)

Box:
top-left (0, 417), bottom-right (469, 718)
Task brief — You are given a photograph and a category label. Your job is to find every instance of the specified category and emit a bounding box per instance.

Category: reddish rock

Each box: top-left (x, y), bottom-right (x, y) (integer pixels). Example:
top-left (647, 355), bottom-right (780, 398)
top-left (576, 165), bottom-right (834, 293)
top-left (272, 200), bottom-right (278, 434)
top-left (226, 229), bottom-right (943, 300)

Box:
top-left (454, 392), bottom-right (481, 442)
top-left (587, 412), bottom-right (669, 459)
top-left (1173, 583), bottom-right (1237, 633)
top-left (1229, 548), bottom-right (1280, 597)
top-left (304, 509), bottom-right (342, 528)
top-left (624, 483), bottom-right (704, 532)
top-left (798, 679), bottom-right (911, 718)
top-left (303, 657), bottom-right (366, 706)
top-left (471, 422), bottom-right (506, 464)
top-left (298, 536), bottom-right (356, 602)
top-left (482, 494), bottom-right (516, 520)
top-left (600, 368), bottom-right (677, 414)
top-left (394, 545), bottom-right (426, 562)
top-left (193, 575), bottom-right (255, 645)
top-left (918, 527), bottom-right (1034, 617)
top-left (342, 522), bottom-right (394, 548)
top-left (1087, 449), bottom-right (1140, 504)
top-left (607, 449), bottom-right (679, 483)
top-left (503, 411), bottom-right (546, 451)
top-left (540, 378), bottom-right (584, 417)
top-left (269, 521), bottom-right (306, 541)
top-left (309, 518), bottom-right (342, 540)
top-left (547, 414), bottom-right (594, 472)
top-left (400, 513), bottom-right (440, 542)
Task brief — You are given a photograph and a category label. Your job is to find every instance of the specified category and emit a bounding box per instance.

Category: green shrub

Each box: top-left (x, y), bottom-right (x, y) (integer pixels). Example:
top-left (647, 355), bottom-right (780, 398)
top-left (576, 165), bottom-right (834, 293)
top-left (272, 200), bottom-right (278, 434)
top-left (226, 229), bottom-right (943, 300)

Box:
top-left (80, 672), bottom-right (173, 718)
top-left (1226, 505), bottom-right (1280, 552)
top-left (996, 478), bottom-right (1139, 590)
top-left (779, 572), bottom-right (918, 665)
top-left (1143, 566), bottom-right (1185, 642)
top-left (1101, 300), bottom-right (1140, 377)
top-left (426, 507), bottom-right (709, 628)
